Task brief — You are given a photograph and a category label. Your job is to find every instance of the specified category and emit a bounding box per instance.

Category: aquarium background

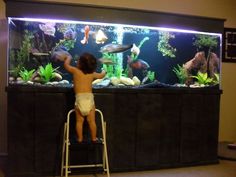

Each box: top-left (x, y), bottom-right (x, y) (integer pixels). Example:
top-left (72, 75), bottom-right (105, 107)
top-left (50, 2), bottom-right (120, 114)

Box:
top-left (8, 18), bottom-right (222, 88)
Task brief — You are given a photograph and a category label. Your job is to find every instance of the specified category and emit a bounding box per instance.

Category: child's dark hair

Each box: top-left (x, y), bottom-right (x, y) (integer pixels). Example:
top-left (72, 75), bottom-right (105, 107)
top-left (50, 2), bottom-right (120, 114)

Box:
top-left (77, 53), bottom-right (97, 74)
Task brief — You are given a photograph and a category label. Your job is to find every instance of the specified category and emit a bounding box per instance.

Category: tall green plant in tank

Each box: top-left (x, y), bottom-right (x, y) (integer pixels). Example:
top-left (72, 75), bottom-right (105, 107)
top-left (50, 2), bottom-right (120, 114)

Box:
top-left (157, 31), bottom-right (176, 58)
top-left (173, 64), bottom-right (188, 84)
top-left (130, 37), bottom-right (149, 61)
top-left (101, 52), bottom-right (121, 78)
top-left (9, 30), bottom-right (34, 78)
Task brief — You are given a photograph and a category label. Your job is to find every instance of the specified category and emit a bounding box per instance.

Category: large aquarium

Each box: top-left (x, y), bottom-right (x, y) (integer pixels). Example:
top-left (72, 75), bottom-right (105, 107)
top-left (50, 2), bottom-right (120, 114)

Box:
top-left (8, 17), bottom-right (222, 89)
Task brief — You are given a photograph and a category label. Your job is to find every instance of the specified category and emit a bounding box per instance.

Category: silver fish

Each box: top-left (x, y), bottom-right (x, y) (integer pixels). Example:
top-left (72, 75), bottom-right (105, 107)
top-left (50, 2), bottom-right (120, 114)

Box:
top-left (100, 44), bottom-right (133, 53)
top-left (99, 58), bottom-right (116, 65)
top-left (32, 52), bottom-right (49, 56)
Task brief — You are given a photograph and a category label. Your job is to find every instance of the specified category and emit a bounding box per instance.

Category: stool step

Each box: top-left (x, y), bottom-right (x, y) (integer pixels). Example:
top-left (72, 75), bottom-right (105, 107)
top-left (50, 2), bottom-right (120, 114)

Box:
top-left (61, 109), bottom-right (110, 177)
top-left (70, 138), bottom-right (104, 145)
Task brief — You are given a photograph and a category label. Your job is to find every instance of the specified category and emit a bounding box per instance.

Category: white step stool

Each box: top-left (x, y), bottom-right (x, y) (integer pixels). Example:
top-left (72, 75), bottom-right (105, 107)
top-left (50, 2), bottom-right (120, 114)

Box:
top-left (61, 109), bottom-right (110, 177)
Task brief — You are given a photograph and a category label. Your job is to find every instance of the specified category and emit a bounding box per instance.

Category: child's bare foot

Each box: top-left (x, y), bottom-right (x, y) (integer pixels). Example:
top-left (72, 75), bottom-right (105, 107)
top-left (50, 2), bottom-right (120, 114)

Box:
top-left (92, 138), bottom-right (103, 143)
top-left (77, 139), bottom-right (83, 143)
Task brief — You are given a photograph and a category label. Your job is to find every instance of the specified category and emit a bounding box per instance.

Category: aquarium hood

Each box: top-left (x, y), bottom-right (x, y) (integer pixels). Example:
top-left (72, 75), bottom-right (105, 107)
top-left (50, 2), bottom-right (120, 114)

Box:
top-left (5, 0), bottom-right (225, 34)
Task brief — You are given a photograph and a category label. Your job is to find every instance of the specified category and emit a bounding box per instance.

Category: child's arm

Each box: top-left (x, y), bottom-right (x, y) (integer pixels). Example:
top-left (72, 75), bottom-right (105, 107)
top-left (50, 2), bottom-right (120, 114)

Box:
top-left (64, 56), bottom-right (77, 74)
top-left (53, 50), bottom-right (76, 74)
top-left (93, 70), bottom-right (106, 79)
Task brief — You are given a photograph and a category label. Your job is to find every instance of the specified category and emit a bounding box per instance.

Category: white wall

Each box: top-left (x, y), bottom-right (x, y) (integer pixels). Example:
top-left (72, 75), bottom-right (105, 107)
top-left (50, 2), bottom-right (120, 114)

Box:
top-left (1, 0), bottom-right (236, 153)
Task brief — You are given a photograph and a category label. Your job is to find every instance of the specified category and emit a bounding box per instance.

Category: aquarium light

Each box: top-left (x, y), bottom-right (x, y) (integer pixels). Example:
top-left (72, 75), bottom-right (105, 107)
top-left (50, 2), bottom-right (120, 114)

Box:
top-left (156, 27), bottom-right (221, 36)
top-left (9, 17), bottom-right (221, 36)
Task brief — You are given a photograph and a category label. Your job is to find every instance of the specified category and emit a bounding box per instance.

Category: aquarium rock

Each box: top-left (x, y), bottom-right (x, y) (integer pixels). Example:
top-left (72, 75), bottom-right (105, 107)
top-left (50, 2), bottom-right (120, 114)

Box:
top-left (9, 77), bottom-right (15, 82)
top-left (132, 76), bottom-right (141, 86)
top-left (93, 78), bottom-right (111, 87)
top-left (33, 77), bottom-right (41, 82)
top-left (183, 51), bottom-right (219, 85)
top-left (26, 81), bottom-right (34, 85)
top-left (92, 78), bottom-right (104, 85)
top-left (120, 76), bottom-right (135, 86)
top-left (54, 72), bottom-right (63, 81)
top-left (59, 80), bottom-right (70, 84)
top-left (110, 77), bottom-right (121, 86)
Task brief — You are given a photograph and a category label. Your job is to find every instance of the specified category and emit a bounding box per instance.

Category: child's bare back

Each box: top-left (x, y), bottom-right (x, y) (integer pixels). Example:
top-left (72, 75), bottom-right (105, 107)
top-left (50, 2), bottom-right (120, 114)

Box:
top-left (54, 50), bottom-right (105, 93)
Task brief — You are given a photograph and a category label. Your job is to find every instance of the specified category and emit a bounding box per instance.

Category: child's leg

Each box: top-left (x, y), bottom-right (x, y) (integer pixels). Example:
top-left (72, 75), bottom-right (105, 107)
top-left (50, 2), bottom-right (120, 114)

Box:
top-left (75, 108), bottom-right (84, 142)
top-left (86, 105), bottom-right (97, 141)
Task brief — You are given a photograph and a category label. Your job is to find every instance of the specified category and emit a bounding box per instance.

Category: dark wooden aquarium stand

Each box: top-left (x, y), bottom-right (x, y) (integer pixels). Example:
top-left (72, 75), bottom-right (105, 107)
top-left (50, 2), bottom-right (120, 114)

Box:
top-left (6, 85), bottom-right (222, 177)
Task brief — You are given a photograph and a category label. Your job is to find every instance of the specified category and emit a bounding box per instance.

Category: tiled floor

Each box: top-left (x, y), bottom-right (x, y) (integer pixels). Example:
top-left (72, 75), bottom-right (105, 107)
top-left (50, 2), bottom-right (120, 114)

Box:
top-left (1, 160), bottom-right (236, 177)
top-left (67, 160), bottom-right (236, 177)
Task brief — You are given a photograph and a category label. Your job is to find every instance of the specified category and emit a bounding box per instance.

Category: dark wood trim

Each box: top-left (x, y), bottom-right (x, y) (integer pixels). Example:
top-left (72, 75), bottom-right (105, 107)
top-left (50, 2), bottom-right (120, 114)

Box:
top-left (4, 0), bottom-right (225, 33)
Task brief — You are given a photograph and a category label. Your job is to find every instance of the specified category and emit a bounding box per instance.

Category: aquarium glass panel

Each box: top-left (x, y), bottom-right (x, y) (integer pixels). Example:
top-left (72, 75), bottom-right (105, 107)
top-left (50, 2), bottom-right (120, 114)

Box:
top-left (8, 17), bottom-right (222, 88)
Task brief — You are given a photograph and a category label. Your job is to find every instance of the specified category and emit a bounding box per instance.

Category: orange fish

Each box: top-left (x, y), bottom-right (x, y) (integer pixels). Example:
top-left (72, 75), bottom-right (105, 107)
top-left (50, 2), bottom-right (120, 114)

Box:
top-left (129, 59), bottom-right (150, 70)
top-left (127, 56), bottom-right (150, 70)
top-left (81, 25), bottom-right (90, 44)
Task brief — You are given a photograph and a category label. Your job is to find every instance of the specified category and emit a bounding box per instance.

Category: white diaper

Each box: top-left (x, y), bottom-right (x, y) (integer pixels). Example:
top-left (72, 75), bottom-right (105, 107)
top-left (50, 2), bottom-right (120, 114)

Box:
top-left (75, 93), bottom-right (94, 116)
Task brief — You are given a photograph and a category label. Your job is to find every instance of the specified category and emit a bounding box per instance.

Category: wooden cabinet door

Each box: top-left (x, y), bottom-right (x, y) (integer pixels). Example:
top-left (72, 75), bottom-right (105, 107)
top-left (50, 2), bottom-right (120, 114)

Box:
top-left (34, 93), bottom-right (67, 175)
top-left (159, 94), bottom-right (181, 166)
top-left (136, 93), bottom-right (162, 168)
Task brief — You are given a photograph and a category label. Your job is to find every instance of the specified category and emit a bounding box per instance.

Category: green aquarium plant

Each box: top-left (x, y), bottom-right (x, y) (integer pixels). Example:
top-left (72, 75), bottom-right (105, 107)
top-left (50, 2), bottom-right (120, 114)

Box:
top-left (157, 31), bottom-right (176, 58)
top-left (9, 30), bottom-right (34, 78)
top-left (213, 73), bottom-right (220, 85)
top-left (53, 24), bottom-right (77, 51)
top-left (38, 63), bottom-right (58, 83)
top-left (115, 66), bottom-right (123, 78)
top-left (193, 34), bottom-right (218, 51)
top-left (103, 64), bottom-right (114, 78)
top-left (130, 37), bottom-right (150, 61)
top-left (172, 64), bottom-right (188, 84)
top-left (19, 68), bottom-right (35, 82)
top-left (101, 52), bottom-right (120, 78)
top-left (191, 71), bottom-right (213, 86)
top-left (147, 71), bottom-right (155, 82)
top-left (55, 39), bottom-right (76, 51)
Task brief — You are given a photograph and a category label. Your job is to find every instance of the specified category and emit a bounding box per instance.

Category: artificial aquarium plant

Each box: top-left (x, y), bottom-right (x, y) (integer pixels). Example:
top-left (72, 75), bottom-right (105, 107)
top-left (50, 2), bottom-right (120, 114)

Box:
top-left (55, 39), bottom-right (76, 51)
top-left (173, 64), bottom-right (188, 84)
top-left (130, 37), bottom-right (149, 61)
top-left (147, 71), bottom-right (155, 82)
top-left (157, 31), bottom-right (176, 58)
top-left (38, 63), bottom-right (59, 83)
top-left (213, 73), bottom-right (220, 85)
top-left (100, 52), bottom-right (117, 78)
top-left (193, 34), bottom-right (218, 54)
top-left (191, 71), bottom-right (213, 86)
top-left (9, 30), bottom-right (34, 79)
top-left (19, 68), bottom-right (35, 82)
top-left (125, 37), bottom-right (150, 78)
